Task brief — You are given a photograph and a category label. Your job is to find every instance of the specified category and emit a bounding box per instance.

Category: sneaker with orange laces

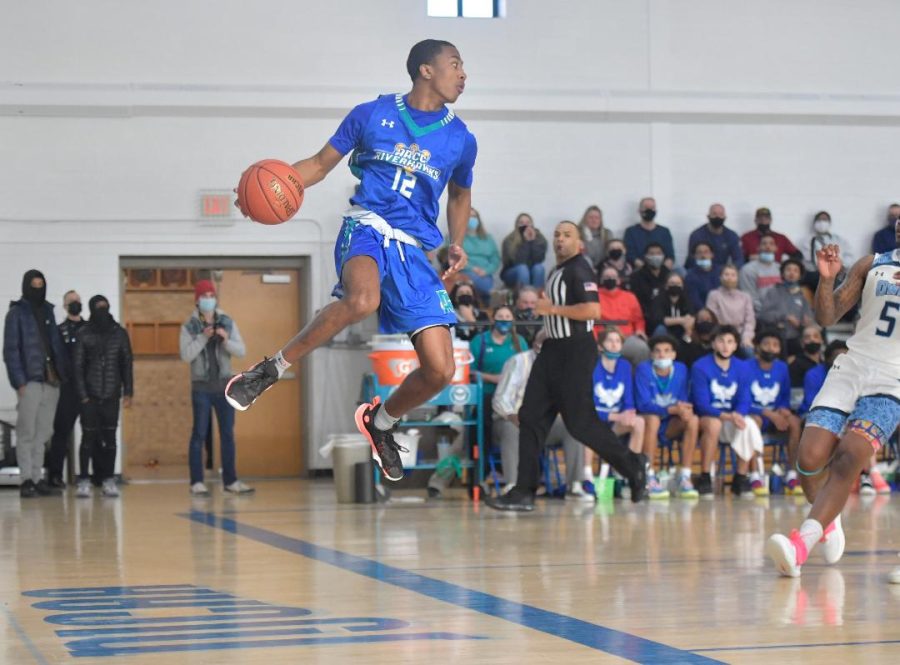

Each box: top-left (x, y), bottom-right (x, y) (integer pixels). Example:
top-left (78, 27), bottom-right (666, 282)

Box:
top-left (767, 530), bottom-right (809, 578)
top-left (354, 397), bottom-right (406, 481)
top-left (870, 469), bottom-right (891, 495)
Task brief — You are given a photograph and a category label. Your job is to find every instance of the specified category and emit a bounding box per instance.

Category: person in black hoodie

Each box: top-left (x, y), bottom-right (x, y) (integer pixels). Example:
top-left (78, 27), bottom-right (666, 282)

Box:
top-left (647, 272), bottom-right (696, 342)
top-left (3, 269), bottom-right (67, 498)
top-left (73, 295), bottom-right (133, 498)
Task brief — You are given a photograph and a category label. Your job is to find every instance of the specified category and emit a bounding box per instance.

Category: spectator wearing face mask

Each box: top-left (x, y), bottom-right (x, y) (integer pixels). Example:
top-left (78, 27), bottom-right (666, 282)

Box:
top-left (647, 273), bottom-right (695, 341)
top-left (500, 212), bottom-right (547, 289)
top-left (685, 203), bottom-right (743, 270)
top-left (578, 205), bottom-right (612, 268)
top-left (623, 197), bottom-right (675, 269)
top-left (799, 211), bottom-right (854, 280)
top-left (740, 207), bottom-right (802, 263)
top-left (788, 325), bottom-right (824, 388)
top-left (629, 242), bottom-right (671, 321)
top-left (677, 307), bottom-right (719, 368)
top-left (596, 266), bottom-right (649, 364)
top-left (459, 207), bottom-right (500, 303)
top-left (599, 238), bottom-right (633, 288)
top-left (872, 203), bottom-right (900, 254)
top-left (180, 280), bottom-right (252, 497)
top-left (72, 295), bottom-right (133, 498)
top-left (684, 242), bottom-right (721, 311)
top-left (757, 259), bottom-right (815, 356)
top-left (706, 265), bottom-right (755, 352)
top-left (512, 286), bottom-right (542, 346)
top-left (3, 269), bottom-right (68, 498)
top-left (47, 289), bottom-right (86, 489)
top-left (450, 281), bottom-right (489, 341)
top-left (738, 234), bottom-right (783, 315)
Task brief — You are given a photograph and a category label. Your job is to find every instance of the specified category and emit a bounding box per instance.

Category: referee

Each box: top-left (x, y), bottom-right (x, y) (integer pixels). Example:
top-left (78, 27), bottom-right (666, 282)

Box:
top-left (486, 221), bottom-right (648, 511)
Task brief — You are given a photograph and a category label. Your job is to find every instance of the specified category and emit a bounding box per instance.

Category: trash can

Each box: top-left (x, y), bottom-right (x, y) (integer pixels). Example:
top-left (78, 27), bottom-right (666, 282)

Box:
top-left (331, 435), bottom-right (371, 504)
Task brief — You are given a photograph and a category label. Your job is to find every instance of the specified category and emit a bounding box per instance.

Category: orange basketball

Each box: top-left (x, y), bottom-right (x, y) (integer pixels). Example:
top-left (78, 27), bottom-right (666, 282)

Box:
top-left (236, 159), bottom-right (304, 225)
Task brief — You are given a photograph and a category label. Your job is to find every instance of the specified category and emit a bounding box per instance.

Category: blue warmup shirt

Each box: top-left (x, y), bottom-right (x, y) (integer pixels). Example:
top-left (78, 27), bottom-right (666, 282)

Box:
top-left (329, 93), bottom-right (478, 251)
top-left (634, 360), bottom-right (690, 417)
top-left (746, 358), bottom-right (791, 416)
top-left (592, 357), bottom-right (634, 421)
top-left (799, 363), bottom-right (827, 416)
top-left (690, 354), bottom-right (749, 417)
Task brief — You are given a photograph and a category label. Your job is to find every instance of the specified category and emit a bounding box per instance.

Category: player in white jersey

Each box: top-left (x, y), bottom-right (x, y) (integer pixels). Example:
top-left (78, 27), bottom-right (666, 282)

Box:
top-left (767, 223), bottom-right (900, 582)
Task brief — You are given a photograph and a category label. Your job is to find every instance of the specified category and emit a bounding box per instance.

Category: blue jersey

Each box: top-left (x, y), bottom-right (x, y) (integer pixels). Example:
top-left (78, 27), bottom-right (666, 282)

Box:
top-left (329, 94), bottom-right (478, 251)
top-left (592, 358), bottom-right (634, 421)
top-left (690, 354), bottom-right (749, 417)
top-left (634, 360), bottom-right (690, 418)
top-left (799, 363), bottom-right (826, 416)
top-left (746, 359), bottom-right (791, 415)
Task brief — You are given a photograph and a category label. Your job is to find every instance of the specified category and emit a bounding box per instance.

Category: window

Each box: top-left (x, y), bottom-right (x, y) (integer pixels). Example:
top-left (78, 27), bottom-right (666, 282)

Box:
top-left (427, 0), bottom-right (503, 18)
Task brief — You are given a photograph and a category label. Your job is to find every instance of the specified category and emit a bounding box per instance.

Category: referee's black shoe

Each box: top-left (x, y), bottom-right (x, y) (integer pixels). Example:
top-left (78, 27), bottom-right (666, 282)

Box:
top-left (628, 453), bottom-right (649, 503)
top-left (484, 486), bottom-right (535, 512)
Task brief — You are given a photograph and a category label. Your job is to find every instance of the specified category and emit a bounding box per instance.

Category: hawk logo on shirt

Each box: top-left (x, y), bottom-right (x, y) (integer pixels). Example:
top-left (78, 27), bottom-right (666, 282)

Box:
top-left (373, 143), bottom-right (441, 180)
top-left (750, 380), bottom-right (780, 407)
top-left (654, 393), bottom-right (678, 408)
top-left (594, 382), bottom-right (625, 408)
top-left (710, 379), bottom-right (737, 407)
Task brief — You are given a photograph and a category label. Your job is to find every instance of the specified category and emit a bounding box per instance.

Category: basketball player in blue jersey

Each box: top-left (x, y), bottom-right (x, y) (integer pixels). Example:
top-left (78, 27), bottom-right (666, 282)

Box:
top-left (768, 221), bottom-right (900, 582)
top-left (226, 40), bottom-right (477, 482)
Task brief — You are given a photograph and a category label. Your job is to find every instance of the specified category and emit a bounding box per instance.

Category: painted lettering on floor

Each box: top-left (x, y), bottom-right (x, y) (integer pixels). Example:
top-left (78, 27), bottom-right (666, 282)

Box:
top-left (23, 584), bottom-right (485, 657)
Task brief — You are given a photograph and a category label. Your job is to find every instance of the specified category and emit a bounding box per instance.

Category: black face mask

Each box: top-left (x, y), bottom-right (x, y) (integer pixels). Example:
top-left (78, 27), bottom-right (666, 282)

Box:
top-left (757, 223), bottom-right (771, 233)
top-left (803, 342), bottom-right (822, 355)
top-left (666, 285), bottom-right (683, 298)
top-left (641, 209), bottom-right (657, 222)
top-left (708, 216), bottom-right (725, 228)
top-left (889, 215), bottom-right (900, 225)
top-left (696, 320), bottom-right (715, 336)
top-left (456, 294), bottom-right (474, 307)
top-left (714, 350), bottom-right (733, 361)
top-left (21, 269), bottom-right (46, 306)
top-left (91, 309), bottom-right (113, 330)
top-left (601, 278), bottom-right (618, 291)
top-left (608, 248), bottom-right (624, 261)
top-left (67, 301), bottom-right (82, 316)
top-left (758, 350), bottom-right (778, 363)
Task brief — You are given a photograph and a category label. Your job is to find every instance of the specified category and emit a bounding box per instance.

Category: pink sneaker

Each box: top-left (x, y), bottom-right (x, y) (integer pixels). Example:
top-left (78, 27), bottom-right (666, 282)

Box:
top-left (819, 515), bottom-right (845, 565)
top-left (767, 529), bottom-right (808, 578)
top-left (870, 469), bottom-right (891, 495)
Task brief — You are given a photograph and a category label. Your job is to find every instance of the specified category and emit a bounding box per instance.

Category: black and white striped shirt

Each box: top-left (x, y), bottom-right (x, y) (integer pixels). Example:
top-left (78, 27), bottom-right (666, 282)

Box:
top-left (544, 255), bottom-right (599, 340)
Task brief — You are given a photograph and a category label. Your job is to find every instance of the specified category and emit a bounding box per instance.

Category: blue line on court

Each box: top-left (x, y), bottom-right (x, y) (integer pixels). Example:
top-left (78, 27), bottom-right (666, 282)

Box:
top-left (181, 510), bottom-right (723, 664)
top-left (694, 638), bottom-right (900, 652)
top-left (1, 605), bottom-right (50, 665)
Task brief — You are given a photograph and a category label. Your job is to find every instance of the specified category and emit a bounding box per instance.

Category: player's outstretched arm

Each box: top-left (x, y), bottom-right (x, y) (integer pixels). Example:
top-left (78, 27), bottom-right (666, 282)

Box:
top-left (291, 143), bottom-right (344, 189)
top-left (443, 181), bottom-right (470, 278)
top-left (814, 245), bottom-right (873, 326)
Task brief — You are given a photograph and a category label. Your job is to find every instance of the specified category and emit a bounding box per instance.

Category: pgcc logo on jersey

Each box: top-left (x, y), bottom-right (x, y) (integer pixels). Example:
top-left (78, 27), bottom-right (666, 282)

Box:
top-left (374, 143), bottom-right (441, 180)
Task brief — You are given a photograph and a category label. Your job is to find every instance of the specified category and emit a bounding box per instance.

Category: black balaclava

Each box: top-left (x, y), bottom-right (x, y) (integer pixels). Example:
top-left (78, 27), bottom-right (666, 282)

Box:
top-left (22, 269), bottom-right (46, 306)
top-left (89, 295), bottom-right (114, 331)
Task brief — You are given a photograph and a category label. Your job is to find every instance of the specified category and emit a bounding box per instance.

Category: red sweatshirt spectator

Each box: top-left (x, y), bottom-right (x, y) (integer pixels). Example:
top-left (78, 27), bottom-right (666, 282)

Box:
top-left (596, 265), bottom-right (645, 337)
top-left (740, 207), bottom-right (802, 263)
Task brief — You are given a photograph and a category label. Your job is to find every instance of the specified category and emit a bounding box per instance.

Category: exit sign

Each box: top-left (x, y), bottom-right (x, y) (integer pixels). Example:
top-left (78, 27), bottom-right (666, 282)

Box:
top-left (199, 191), bottom-right (234, 218)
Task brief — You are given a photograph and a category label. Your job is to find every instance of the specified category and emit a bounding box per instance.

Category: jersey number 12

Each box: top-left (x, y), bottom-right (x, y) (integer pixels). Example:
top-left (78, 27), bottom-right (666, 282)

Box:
top-left (391, 167), bottom-right (416, 199)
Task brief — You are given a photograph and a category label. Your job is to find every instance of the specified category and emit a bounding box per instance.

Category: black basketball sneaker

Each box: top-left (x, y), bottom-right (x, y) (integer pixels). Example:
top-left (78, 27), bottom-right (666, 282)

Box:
top-left (225, 357), bottom-right (280, 411)
top-left (354, 397), bottom-right (406, 482)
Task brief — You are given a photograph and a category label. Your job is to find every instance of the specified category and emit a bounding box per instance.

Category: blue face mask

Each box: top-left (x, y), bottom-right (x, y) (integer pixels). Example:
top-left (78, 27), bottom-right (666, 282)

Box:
top-left (602, 350), bottom-right (622, 360)
top-left (468, 217), bottom-right (479, 230)
top-left (696, 258), bottom-right (712, 270)
top-left (759, 251), bottom-right (775, 263)
top-left (783, 280), bottom-right (799, 289)
top-left (494, 321), bottom-right (512, 334)
top-left (653, 357), bottom-right (674, 370)
top-left (198, 297), bottom-right (217, 313)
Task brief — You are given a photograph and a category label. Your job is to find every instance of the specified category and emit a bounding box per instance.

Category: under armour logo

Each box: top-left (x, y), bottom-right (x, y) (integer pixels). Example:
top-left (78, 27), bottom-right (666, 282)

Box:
top-left (381, 119), bottom-right (395, 128)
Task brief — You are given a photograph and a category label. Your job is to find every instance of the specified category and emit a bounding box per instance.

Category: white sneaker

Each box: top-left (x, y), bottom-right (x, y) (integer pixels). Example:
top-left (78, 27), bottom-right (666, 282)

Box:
top-left (565, 482), bottom-right (595, 503)
top-left (101, 478), bottom-right (120, 497)
top-left (889, 567), bottom-right (900, 585)
top-left (190, 482), bottom-right (210, 496)
top-left (224, 480), bottom-right (255, 494)
top-left (76, 480), bottom-right (92, 498)
top-left (767, 531), bottom-right (808, 578)
top-left (819, 514), bottom-right (845, 565)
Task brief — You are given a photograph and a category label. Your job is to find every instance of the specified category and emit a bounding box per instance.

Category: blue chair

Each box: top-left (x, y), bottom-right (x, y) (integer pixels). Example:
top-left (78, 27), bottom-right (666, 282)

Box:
top-left (541, 443), bottom-right (566, 497)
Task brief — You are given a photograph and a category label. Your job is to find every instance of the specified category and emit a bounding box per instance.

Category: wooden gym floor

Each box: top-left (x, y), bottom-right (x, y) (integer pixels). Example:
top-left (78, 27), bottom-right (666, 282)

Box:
top-left (1, 480), bottom-right (899, 664)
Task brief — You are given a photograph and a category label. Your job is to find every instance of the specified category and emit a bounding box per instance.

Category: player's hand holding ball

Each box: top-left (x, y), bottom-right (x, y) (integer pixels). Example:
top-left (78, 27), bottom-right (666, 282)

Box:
top-left (815, 243), bottom-right (843, 280)
top-left (235, 159), bottom-right (305, 225)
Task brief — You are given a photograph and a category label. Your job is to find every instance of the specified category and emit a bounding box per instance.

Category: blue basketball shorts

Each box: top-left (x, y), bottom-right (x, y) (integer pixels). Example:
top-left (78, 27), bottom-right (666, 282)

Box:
top-left (333, 218), bottom-right (456, 335)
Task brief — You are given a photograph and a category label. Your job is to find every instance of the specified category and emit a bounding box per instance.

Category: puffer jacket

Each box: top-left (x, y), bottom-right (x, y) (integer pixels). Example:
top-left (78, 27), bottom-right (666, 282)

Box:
top-left (3, 299), bottom-right (68, 389)
top-left (180, 309), bottom-right (245, 383)
top-left (73, 322), bottom-right (133, 401)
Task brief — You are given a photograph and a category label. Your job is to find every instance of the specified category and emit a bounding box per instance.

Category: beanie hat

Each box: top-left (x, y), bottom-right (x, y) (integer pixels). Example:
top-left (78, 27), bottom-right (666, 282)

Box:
top-left (194, 279), bottom-right (216, 301)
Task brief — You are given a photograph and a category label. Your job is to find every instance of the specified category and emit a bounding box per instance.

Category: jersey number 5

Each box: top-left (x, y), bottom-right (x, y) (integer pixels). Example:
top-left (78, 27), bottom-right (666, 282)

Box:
top-left (875, 301), bottom-right (900, 337)
top-left (391, 167), bottom-right (416, 199)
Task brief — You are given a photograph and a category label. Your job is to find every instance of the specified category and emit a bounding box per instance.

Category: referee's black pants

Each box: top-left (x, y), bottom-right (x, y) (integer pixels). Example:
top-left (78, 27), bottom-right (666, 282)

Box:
top-left (516, 336), bottom-right (637, 492)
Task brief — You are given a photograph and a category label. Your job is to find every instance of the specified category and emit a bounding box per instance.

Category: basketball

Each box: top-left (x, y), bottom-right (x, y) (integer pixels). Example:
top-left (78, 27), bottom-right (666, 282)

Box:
top-left (236, 159), bottom-right (304, 225)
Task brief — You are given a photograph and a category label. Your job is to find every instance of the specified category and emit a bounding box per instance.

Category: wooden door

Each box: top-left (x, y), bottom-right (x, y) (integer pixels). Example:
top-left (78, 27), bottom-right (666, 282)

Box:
top-left (218, 269), bottom-right (304, 477)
